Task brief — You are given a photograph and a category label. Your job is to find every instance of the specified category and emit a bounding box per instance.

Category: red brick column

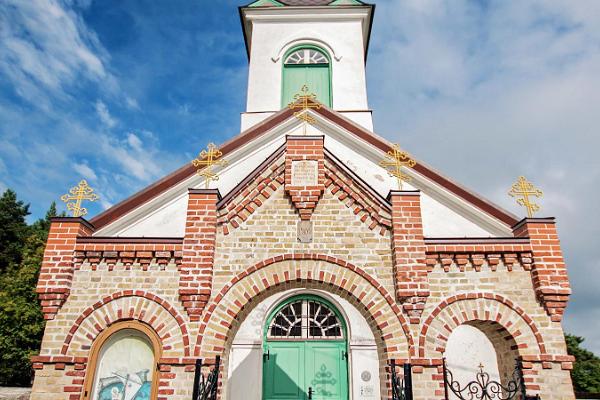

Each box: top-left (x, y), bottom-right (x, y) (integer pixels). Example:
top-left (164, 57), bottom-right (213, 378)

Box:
top-left (388, 190), bottom-right (428, 323)
top-left (513, 218), bottom-right (570, 322)
top-left (37, 217), bottom-right (94, 320)
top-left (179, 188), bottom-right (220, 321)
top-left (284, 135), bottom-right (325, 220)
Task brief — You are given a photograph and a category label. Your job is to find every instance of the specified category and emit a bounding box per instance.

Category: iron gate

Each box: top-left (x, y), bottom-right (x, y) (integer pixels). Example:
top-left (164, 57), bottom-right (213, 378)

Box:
top-left (442, 358), bottom-right (540, 400)
top-left (390, 361), bottom-right (413, 400)
top-left (192, 356), bottom-right (220, 400)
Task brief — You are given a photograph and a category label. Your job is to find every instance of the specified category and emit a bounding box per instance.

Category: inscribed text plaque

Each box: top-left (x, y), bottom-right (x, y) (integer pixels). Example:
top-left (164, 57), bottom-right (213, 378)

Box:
top-left (291, 160), bottom-right (318, 186)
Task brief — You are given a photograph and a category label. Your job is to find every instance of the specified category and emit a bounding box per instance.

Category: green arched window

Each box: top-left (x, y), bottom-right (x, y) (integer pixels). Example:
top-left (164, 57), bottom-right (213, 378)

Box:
top-left (282, 46), bottom-right (332, 108)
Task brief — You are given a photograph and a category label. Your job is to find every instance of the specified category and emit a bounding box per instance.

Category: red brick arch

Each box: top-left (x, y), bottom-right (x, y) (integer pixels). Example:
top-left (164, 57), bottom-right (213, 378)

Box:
top-left (62, 290), bottom-right (191, 357)
top-left (195, 253), bottom-right (414, 358)
top-left (418, 292), bottom-right (546, 358)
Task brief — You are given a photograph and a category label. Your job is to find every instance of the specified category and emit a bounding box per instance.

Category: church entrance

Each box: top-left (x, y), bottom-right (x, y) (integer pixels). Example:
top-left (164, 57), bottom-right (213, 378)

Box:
top-left (262, 295), bottom-right (349, 400)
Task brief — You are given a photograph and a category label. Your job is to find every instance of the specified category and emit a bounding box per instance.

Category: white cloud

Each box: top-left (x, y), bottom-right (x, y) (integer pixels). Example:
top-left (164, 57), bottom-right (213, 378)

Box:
top-left (0, 0), bottom-right (111, 106)
top-left (126, 132), bottom-right (143, 151)
top-left (369, 1), bottom-right (600, 352)
top-left (73, 161), bottom-right (97, 181)
top-left (95, 100), bottom-right (117, 128)
top-left (99, 131), bottom-right (163, 182)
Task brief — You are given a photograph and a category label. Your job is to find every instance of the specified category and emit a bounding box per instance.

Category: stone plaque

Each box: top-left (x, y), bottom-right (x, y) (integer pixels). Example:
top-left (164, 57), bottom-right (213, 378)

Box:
top-left (291, 160), bottom-right (318, 186)
top-left (297, 220), bottom-right (313, 243)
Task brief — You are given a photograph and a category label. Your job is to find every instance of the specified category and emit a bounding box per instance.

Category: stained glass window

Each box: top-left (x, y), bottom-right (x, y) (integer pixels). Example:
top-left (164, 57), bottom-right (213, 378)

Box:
top-left (90, 329), bottom-right (155, 400)
top-left (268, 299), bottom-right (343, 339)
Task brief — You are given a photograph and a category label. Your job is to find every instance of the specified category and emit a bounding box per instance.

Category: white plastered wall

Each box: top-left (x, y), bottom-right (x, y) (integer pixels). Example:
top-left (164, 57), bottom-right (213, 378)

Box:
top-left (227, 289), bottom-right (381, 400)
top-left (94, 114), bottom-right (512, 238)
top-left (444, 325), bottom-right (501, 400)
top-left (241, 7), bottom-right (373, 130)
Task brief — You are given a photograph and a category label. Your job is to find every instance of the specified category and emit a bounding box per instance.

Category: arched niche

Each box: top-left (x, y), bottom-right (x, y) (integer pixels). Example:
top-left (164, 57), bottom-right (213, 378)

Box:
top-left (444, 321), bottom-right (521, 397)
top-left (227, 288), bottom-right (380, 400)
top-left (81, 321), bottom-right (161, 400)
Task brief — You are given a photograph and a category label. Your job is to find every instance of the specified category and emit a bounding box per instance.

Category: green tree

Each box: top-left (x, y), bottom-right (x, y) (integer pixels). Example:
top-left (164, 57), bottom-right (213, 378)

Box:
top-left (0, 195), bottom-right (58, 386)
top-left (0, 234), bottom-right (46, 386)
top-left (566, 333), bottom-right (600, 393)
top-left (0, 189), bottom-right (30, 273)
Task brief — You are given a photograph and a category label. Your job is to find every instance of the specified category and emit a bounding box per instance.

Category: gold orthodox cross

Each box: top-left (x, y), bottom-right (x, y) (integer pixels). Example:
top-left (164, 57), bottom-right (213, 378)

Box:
top-left (192, 143), bottom-right (229, 189)
top-left (379, 144), bottom-right (417, 190)
top-left (288, 85), bottom-right (322, 134)
top-left (508, 176), bottom-right (543, 218)
top-left (60, 179), bottom-right (99, 217)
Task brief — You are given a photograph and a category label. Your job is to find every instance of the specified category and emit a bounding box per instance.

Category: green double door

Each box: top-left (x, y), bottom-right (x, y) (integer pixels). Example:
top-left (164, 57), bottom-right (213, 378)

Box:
top-left (282, 64), bottom-right (332, 108)
top-left (263, 341), bottom-right (348, 400)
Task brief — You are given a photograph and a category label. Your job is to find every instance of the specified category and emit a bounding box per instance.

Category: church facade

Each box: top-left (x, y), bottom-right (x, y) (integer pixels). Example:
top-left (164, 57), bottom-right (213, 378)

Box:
top-left (31, 1), bottom-right (575, 400)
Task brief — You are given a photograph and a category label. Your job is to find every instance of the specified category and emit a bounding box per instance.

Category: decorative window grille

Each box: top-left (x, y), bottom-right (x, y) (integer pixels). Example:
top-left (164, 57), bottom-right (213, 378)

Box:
top-left (284, 49), bottom-right (329, 65)
top-left (268, 299), bottom-right (343, 339)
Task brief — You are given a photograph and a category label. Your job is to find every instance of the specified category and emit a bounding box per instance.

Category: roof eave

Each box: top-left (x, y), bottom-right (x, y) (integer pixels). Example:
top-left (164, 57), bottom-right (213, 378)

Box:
top-left (239, 3), bottom-right (375, 62)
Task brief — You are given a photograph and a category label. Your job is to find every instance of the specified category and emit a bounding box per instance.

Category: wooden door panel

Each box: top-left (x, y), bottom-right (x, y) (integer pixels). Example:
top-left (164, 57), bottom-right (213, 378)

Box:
top-left (305, 342), bottom-right (347, 400)
top-left (263, 342), bottom-right (305, 400)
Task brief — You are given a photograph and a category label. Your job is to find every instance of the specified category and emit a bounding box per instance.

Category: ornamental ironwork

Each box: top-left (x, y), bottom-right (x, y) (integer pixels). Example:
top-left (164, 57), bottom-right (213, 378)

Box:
top-left (390, 361), bottom-right (413, 400)
top-left (268, 299), bottom-right (343, 339)
top-left (379, 144), bottom-right (417, 190)
top-left (192, 143), bottom-right (229, 189)
top-left (192, 356), bottom-right (220, 400)
top-left (508, 176), bottom-right (543, 218)
top-left (288, 85), bottom-right (322, 131)
top-left (60, 179), bottom-right (99, 217)
top-left (442, 358), bottom-right (539, 400)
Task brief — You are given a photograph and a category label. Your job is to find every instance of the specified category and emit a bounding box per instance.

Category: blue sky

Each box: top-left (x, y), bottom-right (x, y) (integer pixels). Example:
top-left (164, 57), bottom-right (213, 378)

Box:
top-left (1, 1), bottom-right (599, 352)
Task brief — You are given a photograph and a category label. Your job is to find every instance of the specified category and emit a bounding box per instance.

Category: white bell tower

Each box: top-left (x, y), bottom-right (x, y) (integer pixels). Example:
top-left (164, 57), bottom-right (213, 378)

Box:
top-left (239, 1), bottom-right (375, 131)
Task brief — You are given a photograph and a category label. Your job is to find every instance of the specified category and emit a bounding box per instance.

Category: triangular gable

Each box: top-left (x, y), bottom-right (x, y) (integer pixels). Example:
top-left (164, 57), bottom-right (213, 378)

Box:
top-left (90, 101), bottom-right (518, 236)
top-left (215, 143), bottom-right (392, 237)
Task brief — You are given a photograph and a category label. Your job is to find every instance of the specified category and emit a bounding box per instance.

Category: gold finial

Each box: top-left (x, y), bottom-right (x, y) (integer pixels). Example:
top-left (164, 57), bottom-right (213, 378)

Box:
top-left (60, 180), bottom-right (99, 217)
top-left (192, 143), bottom-right (229, 189)
top-left (509, 176), bottom-right (543, 218)
top-left (288, 85), bottom-right (322, 134)
top-left (379, 144), bottom-right (417, 190)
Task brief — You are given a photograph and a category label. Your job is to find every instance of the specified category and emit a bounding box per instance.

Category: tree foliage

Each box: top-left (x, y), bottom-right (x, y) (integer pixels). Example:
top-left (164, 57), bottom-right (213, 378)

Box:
top-left (0, 190), bottom-right (30, 273)
top-left (0, 190), bottom-right (59, 386)
top-left (566, 334), bottom-right (600, 393)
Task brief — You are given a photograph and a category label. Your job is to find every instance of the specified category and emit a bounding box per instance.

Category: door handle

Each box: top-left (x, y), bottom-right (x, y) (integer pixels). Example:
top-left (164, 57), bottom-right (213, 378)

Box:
top-left (264, 350), bottom-right (270, 361)
top-left (308, 386), bottom-right (314, 399)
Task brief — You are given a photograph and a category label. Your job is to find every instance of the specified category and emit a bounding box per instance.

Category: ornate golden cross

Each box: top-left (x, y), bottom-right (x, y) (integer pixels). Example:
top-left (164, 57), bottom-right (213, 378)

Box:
top-left (60, 180), bottom-right (99, 217)
top-left (509, 176), bottom-right (543, 218)
top-left (288, 85), bottom-right (322, 134)
top-left (379, 144), bottom-right (417, 190)
top-left (192, 143), bottom-right (229, 189)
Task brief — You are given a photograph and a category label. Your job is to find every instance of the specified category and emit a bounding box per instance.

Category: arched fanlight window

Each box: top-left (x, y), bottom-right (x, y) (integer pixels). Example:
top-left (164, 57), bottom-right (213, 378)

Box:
top-left (282, 46), bottom-right (332, 108)
top-left (267, 298), bottom-right (344, 339)
top-left (284, 48), bottom-right (329, 65)
top-left (83, 322), bottom-right (161, 400)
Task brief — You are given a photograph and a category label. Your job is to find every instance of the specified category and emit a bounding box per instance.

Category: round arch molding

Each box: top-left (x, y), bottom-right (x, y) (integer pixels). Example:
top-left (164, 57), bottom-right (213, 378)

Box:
top-left (418, 293), bottom-right (547, 358)
top-left (195, 254), bottom-right (413, 359)
top-left (62, 290), bottom-right (191, 357)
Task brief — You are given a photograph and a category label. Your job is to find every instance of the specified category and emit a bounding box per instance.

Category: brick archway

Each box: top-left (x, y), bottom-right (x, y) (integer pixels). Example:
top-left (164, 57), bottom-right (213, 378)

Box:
top-left (195, 254), bottom-right (413, 359)
top-left (62, 290), bottom-right (191, 357)
top-left (418, 292), bottom-right (546, 358)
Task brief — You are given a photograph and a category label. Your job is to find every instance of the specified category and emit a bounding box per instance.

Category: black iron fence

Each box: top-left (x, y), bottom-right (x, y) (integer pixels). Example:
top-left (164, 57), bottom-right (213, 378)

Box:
top-left (442, 358), bottom-right (539, 400)
top-left (192, 356), bottom-right (220, 400)
top-left (390, 361), bottom-right (413, 400)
